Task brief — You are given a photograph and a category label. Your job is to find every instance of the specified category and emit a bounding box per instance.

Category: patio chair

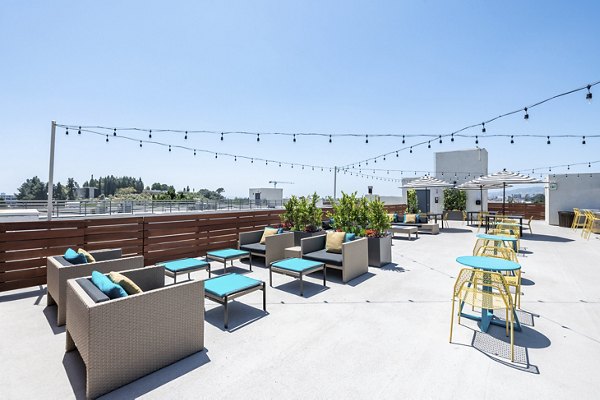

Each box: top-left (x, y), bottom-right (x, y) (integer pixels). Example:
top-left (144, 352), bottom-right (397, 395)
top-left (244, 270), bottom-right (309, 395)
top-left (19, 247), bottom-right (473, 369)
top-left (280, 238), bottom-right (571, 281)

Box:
top-left (300, 233), bottom-right (368, 283)
top-left (47, 248), bottom-right (144, 326)
top-left (65, 265), bottom-right (204, 399)
top-left (582, 210), bottom-right (599, 240)
top-left (571, 208), bottom-right (586, 230)
top-left (474, 246), bottom-right (522, 308)
top-left (238, 228), bottom-right (294, 267)
top-left (449, 268), bottom-right (516, 361)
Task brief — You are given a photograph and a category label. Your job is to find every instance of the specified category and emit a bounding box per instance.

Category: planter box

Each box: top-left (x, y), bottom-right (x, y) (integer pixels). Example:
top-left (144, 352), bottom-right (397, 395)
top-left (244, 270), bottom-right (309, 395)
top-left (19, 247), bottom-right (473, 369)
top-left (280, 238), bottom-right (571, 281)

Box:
top-left (292, 230), bottom-right (326, 246)
top-left (444, 210), bottom-right (465, 221)
top-left (367, 235), bottom-right (392, 267)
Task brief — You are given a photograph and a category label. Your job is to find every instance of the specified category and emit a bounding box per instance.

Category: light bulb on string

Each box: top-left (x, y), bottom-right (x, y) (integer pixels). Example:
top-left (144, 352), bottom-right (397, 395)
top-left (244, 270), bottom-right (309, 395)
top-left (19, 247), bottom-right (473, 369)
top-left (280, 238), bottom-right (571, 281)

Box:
top-left (582, 136), bottom-right (586, 144)
top-left (234, 156), bottom-right (237, 162)
top-left (329, 135), bottom-right (332, 143)
top-left (510, 135), bottom-right (514, 144)
top-left (451, 134), bottom-right (454, 142)
top-left (402, 135), bottom-right (405, 144)
top-left (396, 151), bottom-right (399, 157)
top-left (169, 145), bottom-right (171, 152)
top-left (410, 147), bottom-right (413, 154)
top-left (139, 141), bottom-right (142, 148)
top-left (475, 136), bottom-right (479, 145)
top-left (78, 126), bottom-right (81, 135)
top-left (586, 84), bottom-right (593, 103)
top-left (149, 130), bottom-right (152, 139)
top-left (524, 107), bottom-right (529, 120)
top-left (293, 134), bottom-right (296, 143)
top-left (251, 158), bottom-right (253, 163)
top-left (439, 135), bottom-right (442, 144)
top-left (185, 131), bottom-right (188, 140)
top-left (215, 153), bottom-right (217, 159)
top-left (105, 135), bottom-right (109, 142)
top-left (428, 141), bottom-right (431, 149)
top-left (256, 134), bottom-right (260, 142)
top-left (113, 128), bottom-right (117, 137)
top-left (65, 127), bottom-right (69, 135)
top-left (365, 135), bottom-right (369, 144)
top-left (547, 136), bottom-right (551, 145)
top-left (481, 123), bottom-right (486, 133)
top-left (220, 132), bottom-right (223, 141)
top-left (194, 150), bottom-right (196, 156)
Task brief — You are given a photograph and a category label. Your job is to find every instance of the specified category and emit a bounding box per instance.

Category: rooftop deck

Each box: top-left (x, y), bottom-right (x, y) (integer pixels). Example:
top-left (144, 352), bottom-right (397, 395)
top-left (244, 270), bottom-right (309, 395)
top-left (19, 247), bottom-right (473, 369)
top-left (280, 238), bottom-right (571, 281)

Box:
top-left (1, 221), bottom-right (599, 399)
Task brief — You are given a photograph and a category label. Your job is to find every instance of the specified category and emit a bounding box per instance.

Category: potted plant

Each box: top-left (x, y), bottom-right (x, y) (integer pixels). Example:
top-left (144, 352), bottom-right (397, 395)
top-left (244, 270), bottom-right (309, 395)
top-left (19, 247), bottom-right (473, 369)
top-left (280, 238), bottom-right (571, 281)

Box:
top-left (281, 193), bottom-right (324, 245)
top-left (364, 197), bottom-right (392, 267)
top-left (328, 192), bottom-right (392, 267)
top-left (443, 188), bottom-right (467, 221)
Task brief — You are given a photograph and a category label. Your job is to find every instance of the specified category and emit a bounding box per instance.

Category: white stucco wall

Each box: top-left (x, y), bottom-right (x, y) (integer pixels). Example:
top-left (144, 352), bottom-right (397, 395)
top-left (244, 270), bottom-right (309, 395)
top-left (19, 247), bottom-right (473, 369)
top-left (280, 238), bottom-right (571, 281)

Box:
top-left (545, 173), bottom-right (600, 225)
top-left (249, 188), bottom-right (283, 202)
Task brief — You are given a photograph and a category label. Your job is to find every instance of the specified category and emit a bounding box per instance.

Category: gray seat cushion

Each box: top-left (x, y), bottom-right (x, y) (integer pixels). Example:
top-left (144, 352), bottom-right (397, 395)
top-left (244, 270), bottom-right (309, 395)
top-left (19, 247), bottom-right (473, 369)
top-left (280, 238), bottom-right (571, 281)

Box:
top-left (76, 278), bottom-right (110, 303)
top-left (239, 242), bottom-right (266, 255)
top-left (303, 249), bottom-right (343, 267)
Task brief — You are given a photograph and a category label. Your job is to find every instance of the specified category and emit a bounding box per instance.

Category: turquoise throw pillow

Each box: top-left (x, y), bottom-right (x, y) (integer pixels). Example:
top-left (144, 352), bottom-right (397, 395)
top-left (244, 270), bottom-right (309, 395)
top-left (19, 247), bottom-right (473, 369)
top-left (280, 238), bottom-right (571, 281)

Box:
top-left (91, 271), bottom-right (128, 299)
top-left (416, 213), bottom-right (420, 223)
top-left (277, 227), bottom-right (284, 234)
top-left (393, 213), bottom-right (399, 223)
top-left (344, 233), bottom-right (356, 242)
top-left (64, 248), bottom-right (87, 265)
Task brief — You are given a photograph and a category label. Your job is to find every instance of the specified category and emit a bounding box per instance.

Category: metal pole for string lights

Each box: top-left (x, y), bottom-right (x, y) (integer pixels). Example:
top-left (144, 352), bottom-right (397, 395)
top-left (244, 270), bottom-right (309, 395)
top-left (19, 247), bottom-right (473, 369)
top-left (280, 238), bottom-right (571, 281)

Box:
top-left (333, 166), bottom-right (338, 200)
top-left (47, 120), bottom-right (56, 221)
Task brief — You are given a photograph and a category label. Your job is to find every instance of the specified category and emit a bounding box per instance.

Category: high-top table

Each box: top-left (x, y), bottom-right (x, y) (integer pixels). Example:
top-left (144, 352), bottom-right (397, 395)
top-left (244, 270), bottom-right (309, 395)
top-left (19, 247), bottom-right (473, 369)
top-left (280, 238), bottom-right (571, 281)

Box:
top-left (485, 215), bottom-right (524, 236)
top-left (455, 256), bottom-right (522, 332)
top-left (476, 233), bottom-right (519, 252)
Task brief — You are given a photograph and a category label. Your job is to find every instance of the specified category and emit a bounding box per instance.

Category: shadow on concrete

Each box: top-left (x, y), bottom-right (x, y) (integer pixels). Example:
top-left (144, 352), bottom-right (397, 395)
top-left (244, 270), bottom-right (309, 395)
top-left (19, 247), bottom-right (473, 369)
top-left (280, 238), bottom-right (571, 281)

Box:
top-left (43, 306), bottom-right (66, 335)
top-left (0, 285), bottom-right (46, 304)
top-left (520, 277), bottom-right (535, 286)
top-left (522, 234), bottom-right (574, 243)
top-left (62, 349), bottom-right (211, 400)
top-left (391, 236), bottom-right (420, 241)
top-left (205, 301), bottom-right (268, 332)
top-left (209, 265), bottom-right (253, 276)
top-left (270, 277), bottom-right (329, 298)
top-left (441, 228), bottom-right (473, 233)
top-left (379, 263), bottom-right (407, 273)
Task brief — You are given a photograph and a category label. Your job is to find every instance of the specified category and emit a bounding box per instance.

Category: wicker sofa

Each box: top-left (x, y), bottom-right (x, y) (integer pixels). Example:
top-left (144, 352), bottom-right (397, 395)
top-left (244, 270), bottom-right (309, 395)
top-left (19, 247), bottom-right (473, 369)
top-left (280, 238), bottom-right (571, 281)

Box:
top-left (238, 229), bottom-right (294, 267)
top-left (301, 235), bottom-right (368, 283)
top-left (65, 266), bottom-right (205, 399)
top-left (47, 248), bottom-right (144, 326)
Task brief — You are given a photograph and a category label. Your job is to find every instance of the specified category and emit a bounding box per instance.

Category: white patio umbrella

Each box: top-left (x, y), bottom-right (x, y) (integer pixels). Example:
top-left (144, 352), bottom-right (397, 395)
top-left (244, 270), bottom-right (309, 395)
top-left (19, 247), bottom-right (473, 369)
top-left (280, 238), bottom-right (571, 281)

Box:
top-left (469, 169), bottom-right (542, 215)
top-left (399, 175), bottom-right (454, 213)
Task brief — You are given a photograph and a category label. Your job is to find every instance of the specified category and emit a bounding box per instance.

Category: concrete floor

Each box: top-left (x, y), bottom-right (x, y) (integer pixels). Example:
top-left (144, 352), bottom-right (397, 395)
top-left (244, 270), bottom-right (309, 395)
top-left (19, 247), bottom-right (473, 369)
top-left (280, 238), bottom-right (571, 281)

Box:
top-left (1, 221), bottom-right (599, 399)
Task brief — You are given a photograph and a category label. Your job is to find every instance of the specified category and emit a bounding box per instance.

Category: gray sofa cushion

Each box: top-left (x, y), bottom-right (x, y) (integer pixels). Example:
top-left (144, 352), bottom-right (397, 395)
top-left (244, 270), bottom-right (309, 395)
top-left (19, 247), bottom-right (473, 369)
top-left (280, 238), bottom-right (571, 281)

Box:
top-left (239, 243), bottom-right (266, 255)
top-left (76, 278), bottom-right (110, 303)
top-left (303, 249), bottom-right (343, 267)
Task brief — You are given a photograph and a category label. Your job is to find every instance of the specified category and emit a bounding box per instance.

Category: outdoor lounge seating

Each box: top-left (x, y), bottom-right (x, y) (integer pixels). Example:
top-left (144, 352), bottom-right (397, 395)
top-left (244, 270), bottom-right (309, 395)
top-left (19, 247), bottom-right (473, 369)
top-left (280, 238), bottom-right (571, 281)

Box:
top-left (300, 234), bottom-right (368, 283)
top-left (65, 265), bottom-right (205, 399)
top-left (238, 229), bottom-right (294, 266)
top-left (46, 248), bottom-right (144, 326)
top-left (392, 222), bottom-right (439, 234)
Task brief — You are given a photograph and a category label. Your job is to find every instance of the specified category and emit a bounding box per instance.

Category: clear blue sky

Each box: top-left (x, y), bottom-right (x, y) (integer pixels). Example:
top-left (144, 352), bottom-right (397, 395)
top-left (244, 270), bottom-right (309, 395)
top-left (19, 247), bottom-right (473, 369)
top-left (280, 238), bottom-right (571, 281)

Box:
top-left (1, 1), bottom-right (598, 197)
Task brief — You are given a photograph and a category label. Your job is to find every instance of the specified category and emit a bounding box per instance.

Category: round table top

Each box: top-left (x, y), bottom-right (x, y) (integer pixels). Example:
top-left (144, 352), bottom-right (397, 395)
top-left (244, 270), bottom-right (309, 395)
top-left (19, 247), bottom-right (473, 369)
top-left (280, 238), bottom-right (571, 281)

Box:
top-left (476, 234), bottom-right (518, 242)
top-left (456, 255), bottom-right (521, 272)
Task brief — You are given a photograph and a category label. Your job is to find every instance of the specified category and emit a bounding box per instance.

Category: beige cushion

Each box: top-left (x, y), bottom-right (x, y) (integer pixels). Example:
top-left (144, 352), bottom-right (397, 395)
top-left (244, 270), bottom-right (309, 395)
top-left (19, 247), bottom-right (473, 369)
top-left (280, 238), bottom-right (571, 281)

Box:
top-left (77, 248), bottom-right (96, 263)
top-left (404, 214), bottom-right (416, 223)
top-left (325, 231), bottom-right (345, 254)
top-left (108, 271), bottom-right (143, 295)
top-left (260, 227), bottom-right (278, 244)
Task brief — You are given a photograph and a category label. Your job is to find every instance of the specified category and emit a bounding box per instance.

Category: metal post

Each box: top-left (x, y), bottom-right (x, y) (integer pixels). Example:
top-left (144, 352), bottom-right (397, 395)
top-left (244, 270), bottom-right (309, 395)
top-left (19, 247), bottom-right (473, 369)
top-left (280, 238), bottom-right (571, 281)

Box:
top-left (333, 166), bottom-right (338, 200)
top-left (47, 121), bottom-right (57, 220)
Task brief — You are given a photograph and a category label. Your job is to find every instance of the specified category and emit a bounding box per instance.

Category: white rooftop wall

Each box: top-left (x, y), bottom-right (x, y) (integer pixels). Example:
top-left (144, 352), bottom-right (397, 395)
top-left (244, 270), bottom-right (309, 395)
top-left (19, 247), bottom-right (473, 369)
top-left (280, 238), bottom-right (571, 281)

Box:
top-left (545, 173), bottom-right (600, 225)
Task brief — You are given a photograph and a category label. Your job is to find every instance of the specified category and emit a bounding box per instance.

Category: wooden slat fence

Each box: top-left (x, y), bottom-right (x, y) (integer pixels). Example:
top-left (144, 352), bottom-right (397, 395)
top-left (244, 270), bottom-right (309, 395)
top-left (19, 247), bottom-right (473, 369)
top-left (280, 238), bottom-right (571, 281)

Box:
top-left (0, 206), bottom-right (409, 292)
top-left (488, 203), bottom-right (545, 220)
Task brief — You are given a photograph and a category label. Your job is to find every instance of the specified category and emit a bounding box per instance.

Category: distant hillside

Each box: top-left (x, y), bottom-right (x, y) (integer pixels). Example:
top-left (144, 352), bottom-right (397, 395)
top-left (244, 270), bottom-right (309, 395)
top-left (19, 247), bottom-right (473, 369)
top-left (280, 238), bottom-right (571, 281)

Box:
top-left (488, 185), bottom-right (544, 197)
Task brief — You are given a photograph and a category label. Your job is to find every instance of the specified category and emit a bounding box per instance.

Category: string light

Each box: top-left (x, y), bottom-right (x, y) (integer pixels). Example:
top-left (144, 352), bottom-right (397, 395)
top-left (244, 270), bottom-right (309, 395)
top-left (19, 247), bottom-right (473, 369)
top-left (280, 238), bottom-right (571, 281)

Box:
top-left (256, 134), bottom-right (260, 142)
top-left (547, 136), bottom-right (551, 145)
top-left (427, 141), bottom-right (431, 149)
top-left (293, 134), bottom-right (296, 143)
top-left (402, 135), bottom-right (405, 144)
top-left (475, 135), bottom-right (479, 145)
top-left (329, 134), bottom-right (332, 143)
top-left (139, 140), bottom-right (142, 148)
top-left (582, 136), bottom-right (586, 144)
top-left (410, 147), bottom-right (413, 153)
top-left (113, 128), bottom-right (117, 137)
top-left (215, 153), bottom-right (217, 159)
top-left (185, 131), bottom-right (188, 140)
top-left (481, 123), bottom-right (486, 133)
top-left (78, 126), bottom-right (81, 135)
top-left (523, 107), bottom-right (529, 120)
top-left (169, 145), bottom-right (171, 152)
top-left (451, 133), bottom-right (454, 142)
top-left (105, 135), bottom-right (109, 142)
top-left (510, 135), bottom-right (514, 144)
top-left (586, 84), bottom-right (593, 103)
top-left (439, 135), bottom-right (442, 144)
top-left (365, 135), bottom-right (369, 144)
top-left (220, 132), bottom-right (223, 141)
top-left (65, 127), bottom-right (69, 135)
top-left (149, 130), bottom-right (152, 139)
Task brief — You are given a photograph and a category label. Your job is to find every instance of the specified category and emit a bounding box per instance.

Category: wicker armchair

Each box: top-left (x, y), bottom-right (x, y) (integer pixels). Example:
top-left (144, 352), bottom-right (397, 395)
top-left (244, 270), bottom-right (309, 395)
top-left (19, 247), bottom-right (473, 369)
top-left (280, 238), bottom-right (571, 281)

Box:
top-left (301, 235), bottom-right (368, 283)
top-left (238, 230), bottom-right (294, 266)
top-left (47, 248), bottom-right (144, 326)
top-left (65, 266), bottom-right (205, 399)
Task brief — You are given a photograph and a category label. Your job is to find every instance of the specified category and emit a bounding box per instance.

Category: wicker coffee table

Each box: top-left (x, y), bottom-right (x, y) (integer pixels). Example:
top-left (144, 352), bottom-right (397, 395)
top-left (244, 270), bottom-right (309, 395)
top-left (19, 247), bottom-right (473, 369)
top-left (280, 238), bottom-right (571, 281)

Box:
top-left (206, 248), bottom-right (251, 273)
top-left (270, 258), bottom-right (326, 296)
top-left (204, 273), bottom-right (266, 329)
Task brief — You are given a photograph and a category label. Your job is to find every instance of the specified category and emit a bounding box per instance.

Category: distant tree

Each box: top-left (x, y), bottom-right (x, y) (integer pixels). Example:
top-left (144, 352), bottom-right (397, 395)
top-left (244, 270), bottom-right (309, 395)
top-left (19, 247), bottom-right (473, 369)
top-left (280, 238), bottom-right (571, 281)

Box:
top-left (216, 187), bottom-right (225, 195)
top-left (54, 182), bottom-right (68, 200)
top-left (66, 178), bottom-right (78, 200)
top-left (16, 176), bottom-right (47, 200)
top-left (531, 193), bottom-right (545, 204)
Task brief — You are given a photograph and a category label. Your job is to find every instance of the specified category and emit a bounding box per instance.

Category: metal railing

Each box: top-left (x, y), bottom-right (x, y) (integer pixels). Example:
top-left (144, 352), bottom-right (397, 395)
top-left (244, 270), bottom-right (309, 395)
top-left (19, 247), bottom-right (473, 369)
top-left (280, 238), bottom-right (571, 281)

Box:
top-left (0, 199), bottom-right (285, 219)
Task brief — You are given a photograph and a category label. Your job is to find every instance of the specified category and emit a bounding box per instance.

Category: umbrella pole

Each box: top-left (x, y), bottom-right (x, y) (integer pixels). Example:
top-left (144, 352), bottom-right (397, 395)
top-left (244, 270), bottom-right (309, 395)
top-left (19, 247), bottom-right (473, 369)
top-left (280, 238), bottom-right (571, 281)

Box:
top-left (502, 183), bottom-right (506, 215)
top-left (480, 186), bottom-right (483, 213)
